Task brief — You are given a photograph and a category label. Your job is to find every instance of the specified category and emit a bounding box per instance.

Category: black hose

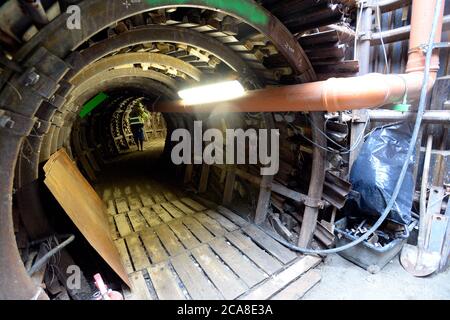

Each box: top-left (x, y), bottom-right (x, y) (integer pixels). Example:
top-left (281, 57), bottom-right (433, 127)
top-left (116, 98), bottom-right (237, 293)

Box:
top-left (28, 235), bottom-right (75, 276)
top-left (258, 0), bottom-right (443, 255)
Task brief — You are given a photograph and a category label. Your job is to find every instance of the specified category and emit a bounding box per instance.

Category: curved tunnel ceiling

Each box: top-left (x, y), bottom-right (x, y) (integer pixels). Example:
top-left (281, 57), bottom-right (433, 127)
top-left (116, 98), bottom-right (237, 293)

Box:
top-left (0, 0), bottom-right (334, 299)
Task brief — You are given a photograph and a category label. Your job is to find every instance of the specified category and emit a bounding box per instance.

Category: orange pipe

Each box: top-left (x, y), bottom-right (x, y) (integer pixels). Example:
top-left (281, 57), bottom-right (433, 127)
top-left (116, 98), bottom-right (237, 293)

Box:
top-left (156, 0), bottom-right (444, 113)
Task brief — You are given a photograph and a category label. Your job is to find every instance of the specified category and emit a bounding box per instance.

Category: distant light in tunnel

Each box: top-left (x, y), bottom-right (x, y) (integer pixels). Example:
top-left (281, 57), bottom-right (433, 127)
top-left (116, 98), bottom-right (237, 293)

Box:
top-left (178, 80), bottom-right (245, 105)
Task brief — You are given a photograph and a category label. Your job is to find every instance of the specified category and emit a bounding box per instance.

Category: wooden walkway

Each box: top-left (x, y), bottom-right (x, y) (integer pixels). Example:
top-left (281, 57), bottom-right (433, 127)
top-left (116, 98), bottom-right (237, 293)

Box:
top-left (101, 181), bottom-right (321, 300)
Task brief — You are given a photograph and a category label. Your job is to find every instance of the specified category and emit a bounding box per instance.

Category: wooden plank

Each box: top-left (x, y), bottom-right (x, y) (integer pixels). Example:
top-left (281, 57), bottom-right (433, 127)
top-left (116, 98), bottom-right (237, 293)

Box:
top-left (254, 175), bottom-right (273, 225)
top-left (216, 206), bottom-right (249, 227)
top-left (271, 270), bottom-right (321, 300)
top-left (205, 210), bottom-right (239, 232)
top-left (243, 224), bottom-right (297, 264)
top-left (140, 194), bottom-right (155, 207)
top-left (191, 245), bottom-right (247, 300)
top-left (225, 231), bottom-right (282, 275)
top-left (140, 229), bottom-right (169, 264)
top-left (153, 193), bottom-right (166, 204)
top-left (168, 220), bottom-right (201, 249)
top-left (152, 204), bottom-right (173, 223)
top-left (128, 195), bottom-right (142, 210)
top-left (180, 197), bottom-right (206, 211)
top-left (125, 234), bottom-right (150, 271)
top-left (182, 216), bottom-right (215, 243)
top-left (199, 164), bottom-right (210, 193)
top-left (115, 198), bottom-right (129, 214)
top-left (155, 224), bottom-right (186, 256)
top-left (193, 212), bottom-right (227, 237)
top-left (114, 238), bottom-right (134, 274)
top-left (240, 256), bottom-right (321, 300)
top-left (172, 200), bottom-right (195, 215)
top-left (124, 186), bottom-right (133, 195)
top-left (113, 187), bottom-right (122, 198)
top-left (140, 207), bottom-right (162, 227)
top-left (127, 210), bottom-right (147, 232)
top-left (114, 213), bottom-right (133, 238)
top-left (223, 169), bottom-right (236, 205)
top-left (108, 216), bottom-right (119, 241)
top-left (147, 262), bottom-right (186, 300)
top-left (171, 253), bottom-right (223, 300)
top-left (102, 188), bottom-right (113, 201)
top-left (163, 190), bottom-right (177, 201)
top-left (161, 202), bottom-right (184, 219)
top-left (128, 271), bottom-right (153, 300)
top-left (106, 200), bottom-right (117, 215)
top-left (210, 237), bottom-right (267, 288)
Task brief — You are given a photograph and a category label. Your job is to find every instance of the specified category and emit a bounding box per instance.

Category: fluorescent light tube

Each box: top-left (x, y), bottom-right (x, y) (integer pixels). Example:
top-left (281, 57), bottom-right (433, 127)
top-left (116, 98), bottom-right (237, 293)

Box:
top-left (178, 80), bottom-right (245, 105)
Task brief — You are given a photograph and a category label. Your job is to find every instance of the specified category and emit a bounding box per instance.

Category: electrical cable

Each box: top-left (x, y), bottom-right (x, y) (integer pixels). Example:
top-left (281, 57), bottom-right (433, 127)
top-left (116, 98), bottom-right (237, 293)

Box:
top-left (28, 234), bottom-right (75, 276)
top-left (257, 0), bottom-right (443, 255)
top-left (376, 5), bottom-right (390, 73)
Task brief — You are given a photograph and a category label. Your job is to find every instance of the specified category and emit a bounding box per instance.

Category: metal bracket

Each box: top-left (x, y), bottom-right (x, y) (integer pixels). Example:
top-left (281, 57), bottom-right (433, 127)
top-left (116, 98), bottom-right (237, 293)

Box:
top-left (304, 197), bottom-right (325, 209)
top-left (0, 109), bottom-right (36, 136)
top-left (359, 30), bottom-right (373, 41)
top-left (419, 42), bottom-right (450, 53)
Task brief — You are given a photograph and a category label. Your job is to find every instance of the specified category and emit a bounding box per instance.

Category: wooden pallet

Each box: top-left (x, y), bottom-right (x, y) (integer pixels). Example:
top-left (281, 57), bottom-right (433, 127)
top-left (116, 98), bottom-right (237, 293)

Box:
top-left (106, 185), bottom-right (321, 300)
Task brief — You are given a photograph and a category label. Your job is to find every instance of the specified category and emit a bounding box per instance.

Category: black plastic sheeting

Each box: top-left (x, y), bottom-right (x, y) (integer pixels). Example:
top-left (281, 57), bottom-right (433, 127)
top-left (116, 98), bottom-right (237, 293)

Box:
top-left (344, 122), bottom-right (415, 225)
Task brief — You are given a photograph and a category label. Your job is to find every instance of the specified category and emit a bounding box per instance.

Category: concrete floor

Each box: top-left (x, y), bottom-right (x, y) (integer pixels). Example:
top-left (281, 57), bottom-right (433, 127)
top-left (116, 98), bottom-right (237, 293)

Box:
top-left (303, 254), bottom-right (450, 300)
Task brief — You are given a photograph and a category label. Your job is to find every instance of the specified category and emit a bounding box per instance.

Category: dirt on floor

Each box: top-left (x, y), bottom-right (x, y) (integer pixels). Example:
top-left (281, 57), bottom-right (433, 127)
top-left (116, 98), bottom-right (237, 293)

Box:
top-left (303, 254), bottom-right (450, 300)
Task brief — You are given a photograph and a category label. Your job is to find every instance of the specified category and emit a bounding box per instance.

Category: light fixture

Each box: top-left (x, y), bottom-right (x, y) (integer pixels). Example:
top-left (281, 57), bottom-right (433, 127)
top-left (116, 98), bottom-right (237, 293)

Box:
top-left (178, 80), bottom-right (245, 105)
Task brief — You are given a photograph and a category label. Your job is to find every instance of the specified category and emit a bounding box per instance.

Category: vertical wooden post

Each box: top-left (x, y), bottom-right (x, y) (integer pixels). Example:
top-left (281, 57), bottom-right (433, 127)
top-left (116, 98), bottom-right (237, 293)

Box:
top-left (223, 168), bottom-right (236, 205)
top-left (184, 164), bottom-right (193, 184)
top-left (254, 175), bottom-right (273, 225)
top-left (199, 164), bottom-right (210, 193)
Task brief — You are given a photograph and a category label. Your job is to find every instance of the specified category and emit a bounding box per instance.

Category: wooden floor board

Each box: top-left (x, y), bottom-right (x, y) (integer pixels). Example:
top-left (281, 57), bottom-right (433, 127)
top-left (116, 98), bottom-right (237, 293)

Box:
top-left (172, 200), bottom-right (195, 214)
top-left (243, 224), bottom-right (297, 264)
top-left (240, 256), bottom-right (321, 300)
top-left (128, 271), bottom-right (153, 300)
top-left (107, 200), bottom-right (117, 215)
top-left (115, 198), bottom-right (129, 214)
top-left (115, 238), bottom-right (134, 274)
top-left (128, 210), bottom-right (147, 232)
top-left (168, 220), bottom-right (201, 249)
top-left (193, 212), bottom-right (227, 237)
top-left (147, 262), bottom-right (186, 300)
top-left (115, 213), bottom-right (133, 238)
top-left (128, 195), bottom-right (142, 210)
top-left (205, 210), bottom-right (239, 232)
top-left (182, 216), bottom-right (215, 243)
top-left (171, 253), bottom-right (223, 300)
top-left (126, 234), bottom-right (151, 271)
top-left (140, 194), bottom-right (155, 207)
top-left (140, 229), bottom-right (169, 264)
top-left (152, 204), bottom-right (173, 223)
top-left (161, 202), bottom-right (185, 219)
top-left (209, 237), bottom-right (267, 288)
top-left (271, 269), bottom-right (321, 300)
top-left (140, 207), bottom-right (163, 227)
top-left (180, 197), bottom-right (207, 212)
top-left (225, 230), bottom-right (282, 275)
top-left (216, 206), bottom-right (249, 227)
top-left (191, 245), bottom-right (247, 300)
top-left (155, 224), bottom-right (186, 256)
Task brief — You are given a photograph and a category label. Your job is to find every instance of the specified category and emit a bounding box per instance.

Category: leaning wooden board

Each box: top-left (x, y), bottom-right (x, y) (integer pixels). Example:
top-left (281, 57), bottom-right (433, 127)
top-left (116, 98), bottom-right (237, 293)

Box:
top-left (43, 149), bottom-right (130, 286)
